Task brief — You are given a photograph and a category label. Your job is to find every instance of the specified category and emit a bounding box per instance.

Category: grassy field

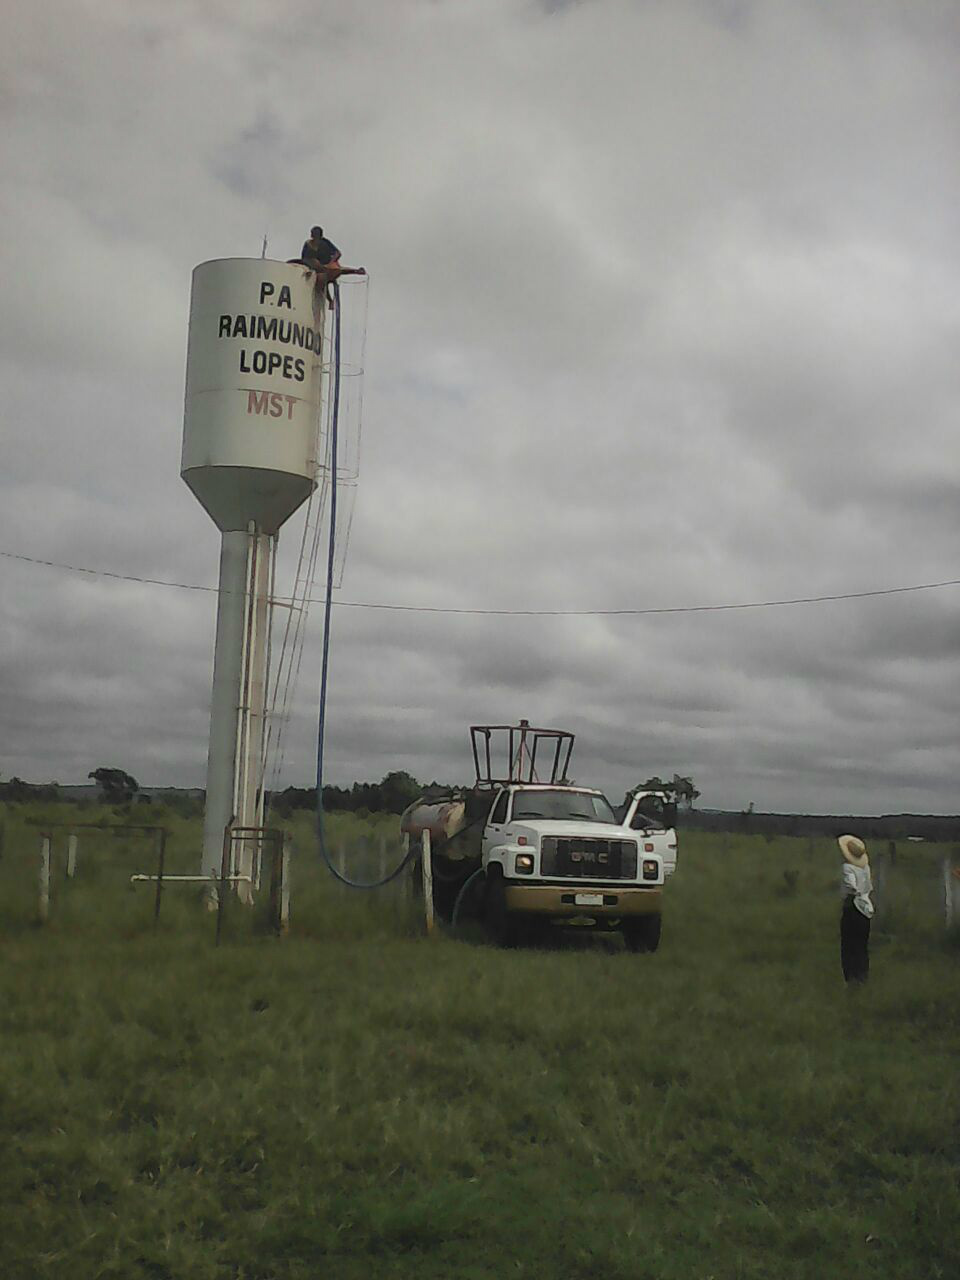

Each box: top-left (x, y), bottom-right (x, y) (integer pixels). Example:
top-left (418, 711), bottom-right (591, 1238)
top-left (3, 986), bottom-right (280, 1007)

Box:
top-left (1, 802), bottom-right (958, 1279)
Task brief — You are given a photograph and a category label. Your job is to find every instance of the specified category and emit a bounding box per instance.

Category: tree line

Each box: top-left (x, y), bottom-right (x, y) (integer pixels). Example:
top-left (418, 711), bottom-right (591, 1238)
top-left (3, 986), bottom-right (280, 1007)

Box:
top-left (271, 771), bottom-right (425, 816)
top-left (0, 768), bottom-right (427, 817)
top-left (2, 767), bottom-right (705, 818)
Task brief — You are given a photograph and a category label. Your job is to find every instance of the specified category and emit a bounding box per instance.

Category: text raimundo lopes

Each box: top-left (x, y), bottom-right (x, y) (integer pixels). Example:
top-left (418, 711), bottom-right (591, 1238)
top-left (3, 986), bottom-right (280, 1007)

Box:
top-left (217, 281), bottom-right (322, 384)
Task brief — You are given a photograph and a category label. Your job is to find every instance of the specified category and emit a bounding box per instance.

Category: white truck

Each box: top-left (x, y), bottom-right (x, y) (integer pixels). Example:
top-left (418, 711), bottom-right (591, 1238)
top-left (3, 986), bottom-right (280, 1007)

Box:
top-left (480, 780), bottom-right (664, 950)
top-left (401, 721), bottom-right (667, 952)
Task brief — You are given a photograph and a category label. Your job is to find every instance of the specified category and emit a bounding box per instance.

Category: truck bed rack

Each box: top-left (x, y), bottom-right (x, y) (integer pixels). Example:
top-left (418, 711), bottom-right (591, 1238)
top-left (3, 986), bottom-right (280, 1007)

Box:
top-left (470, 720), bottom-right (575, 789)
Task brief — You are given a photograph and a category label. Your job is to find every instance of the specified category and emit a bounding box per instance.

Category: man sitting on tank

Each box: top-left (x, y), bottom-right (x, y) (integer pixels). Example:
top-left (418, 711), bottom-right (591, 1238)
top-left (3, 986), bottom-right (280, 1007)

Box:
top-left (290, 226), bottom-right (366, 310)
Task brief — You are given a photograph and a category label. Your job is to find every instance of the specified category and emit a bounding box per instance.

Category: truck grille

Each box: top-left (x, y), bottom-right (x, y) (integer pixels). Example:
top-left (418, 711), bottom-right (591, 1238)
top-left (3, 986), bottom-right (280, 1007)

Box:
top-left (539, 837), bottom-right (638, 880)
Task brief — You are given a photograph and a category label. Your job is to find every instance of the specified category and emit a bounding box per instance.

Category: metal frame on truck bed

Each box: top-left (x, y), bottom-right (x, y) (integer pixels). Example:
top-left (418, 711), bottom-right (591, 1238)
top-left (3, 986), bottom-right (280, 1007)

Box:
top-left (470, 719), bottom-right (575, 789)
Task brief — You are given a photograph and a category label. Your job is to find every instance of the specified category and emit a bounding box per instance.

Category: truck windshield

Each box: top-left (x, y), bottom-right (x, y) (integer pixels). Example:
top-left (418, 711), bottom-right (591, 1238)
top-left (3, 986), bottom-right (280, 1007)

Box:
top-left (511, 790), bottom-right (616, 824)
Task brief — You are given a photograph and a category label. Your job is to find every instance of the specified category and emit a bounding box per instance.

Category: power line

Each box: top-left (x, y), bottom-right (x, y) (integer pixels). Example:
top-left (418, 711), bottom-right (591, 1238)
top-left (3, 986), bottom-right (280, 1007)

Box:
top-left (0, 550), bottom-right (219, 594)
top-left (1, 548), bottom-right (958, 618)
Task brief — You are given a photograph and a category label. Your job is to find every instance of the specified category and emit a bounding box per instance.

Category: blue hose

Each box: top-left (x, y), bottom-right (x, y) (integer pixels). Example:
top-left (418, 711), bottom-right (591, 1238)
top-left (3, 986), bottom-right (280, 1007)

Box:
top-left (314, 281), bottom-right (419, 890)
top-left (451, 867), bottom-right (485, 929)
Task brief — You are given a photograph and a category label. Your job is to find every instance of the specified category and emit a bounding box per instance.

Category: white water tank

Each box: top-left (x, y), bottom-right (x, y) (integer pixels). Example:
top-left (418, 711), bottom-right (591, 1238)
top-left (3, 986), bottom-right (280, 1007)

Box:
top-left (181, 258), bottom-right (325, 533)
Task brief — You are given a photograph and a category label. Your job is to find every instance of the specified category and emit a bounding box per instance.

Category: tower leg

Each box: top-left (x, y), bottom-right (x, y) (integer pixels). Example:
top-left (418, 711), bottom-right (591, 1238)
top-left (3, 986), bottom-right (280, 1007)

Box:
top-left (200, 530), bottom-right (251, 892)
top-left (234, 531), bottom-right (272, 904)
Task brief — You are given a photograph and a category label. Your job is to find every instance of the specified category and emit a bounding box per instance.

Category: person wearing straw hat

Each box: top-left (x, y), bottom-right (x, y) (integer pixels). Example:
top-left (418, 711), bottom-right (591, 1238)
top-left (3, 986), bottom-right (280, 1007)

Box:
top-left (838, 835), bottom-right (874, 984)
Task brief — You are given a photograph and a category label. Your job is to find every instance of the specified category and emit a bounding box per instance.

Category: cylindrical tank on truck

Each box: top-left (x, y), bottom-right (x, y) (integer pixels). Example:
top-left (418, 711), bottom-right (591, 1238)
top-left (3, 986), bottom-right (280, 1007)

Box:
top-left (400, 790), bottom-right (491, 917)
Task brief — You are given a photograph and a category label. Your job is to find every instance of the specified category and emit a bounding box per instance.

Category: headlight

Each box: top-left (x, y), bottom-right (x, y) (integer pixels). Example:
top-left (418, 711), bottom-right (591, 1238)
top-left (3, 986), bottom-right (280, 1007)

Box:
top-left (642, 859), bottom-right (659, 880)
top-left (516, 853), bottom-right (535, 875)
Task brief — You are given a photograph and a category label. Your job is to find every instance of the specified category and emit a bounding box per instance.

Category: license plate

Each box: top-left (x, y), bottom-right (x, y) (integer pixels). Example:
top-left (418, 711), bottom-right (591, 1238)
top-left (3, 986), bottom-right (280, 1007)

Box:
top-left (574, 893), bottom-right (604, 906)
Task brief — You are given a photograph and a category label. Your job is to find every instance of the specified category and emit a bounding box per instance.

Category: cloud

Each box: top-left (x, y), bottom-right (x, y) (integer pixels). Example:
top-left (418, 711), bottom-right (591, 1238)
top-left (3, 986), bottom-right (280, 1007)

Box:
top-left (1, 0), bottom-right (958, 818)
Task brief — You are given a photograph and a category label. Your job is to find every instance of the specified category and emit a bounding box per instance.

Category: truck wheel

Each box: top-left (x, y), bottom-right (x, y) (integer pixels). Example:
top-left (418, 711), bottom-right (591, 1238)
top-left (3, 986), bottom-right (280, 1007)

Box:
top-left (622, 914), bottom-right (661, 954)
top-left (484, 868), bottom-right (520, 947)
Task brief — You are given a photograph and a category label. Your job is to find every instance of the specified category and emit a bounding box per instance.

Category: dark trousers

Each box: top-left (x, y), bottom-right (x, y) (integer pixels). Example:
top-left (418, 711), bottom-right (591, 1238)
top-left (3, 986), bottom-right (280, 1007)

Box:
top-left (840, 900), bottom-right (870, 983)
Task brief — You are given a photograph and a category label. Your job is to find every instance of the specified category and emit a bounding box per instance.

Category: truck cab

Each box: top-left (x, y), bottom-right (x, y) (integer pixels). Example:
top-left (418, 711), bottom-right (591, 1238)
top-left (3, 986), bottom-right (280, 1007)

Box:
top-left (481, 782), bottom-right (664, 951)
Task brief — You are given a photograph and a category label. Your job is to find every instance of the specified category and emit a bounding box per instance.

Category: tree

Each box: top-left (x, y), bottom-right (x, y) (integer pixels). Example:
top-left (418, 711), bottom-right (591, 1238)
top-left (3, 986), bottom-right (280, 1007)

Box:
top-left (377, 771), bottom-right (422, 814)
top-left (671, 774), bottom-right (701, 811)
top-left (0, 776), bottom-right (34, 803)
top-left (89, 767), bottom-right (139, 805)
top-left (630, 775), bottom-right (700, 811)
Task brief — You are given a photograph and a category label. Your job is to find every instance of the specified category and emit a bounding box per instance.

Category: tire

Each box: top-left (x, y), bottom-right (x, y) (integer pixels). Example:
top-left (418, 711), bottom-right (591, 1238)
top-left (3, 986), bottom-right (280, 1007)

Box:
top-left (622, 913), bottom-right (662, 954)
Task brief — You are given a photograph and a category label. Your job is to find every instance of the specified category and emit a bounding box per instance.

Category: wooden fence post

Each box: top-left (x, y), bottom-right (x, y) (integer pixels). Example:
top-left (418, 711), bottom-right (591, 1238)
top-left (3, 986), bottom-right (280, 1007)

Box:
top-left (874, 850), bottom-right (888, 926)
top-left (38, 835), bottom-right (51, 923)
top-left (944, 852), bottom-right (958, 930)
top-left (66, 833), bottom-right (78, 879)
top-left (280, 838), bottom-right (291, 934)
top-left (399, 832), bottom-right (411, 924)
top-left (421, 829), bottom-right (435, 935)
top-left (153, 829), bottom-right (166, 927)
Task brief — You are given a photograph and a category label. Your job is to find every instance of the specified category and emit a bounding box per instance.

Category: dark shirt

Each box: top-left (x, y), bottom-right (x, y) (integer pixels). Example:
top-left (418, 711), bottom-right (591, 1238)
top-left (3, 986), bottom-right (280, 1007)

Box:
top-left (301, 236), bottom-right (340, 267)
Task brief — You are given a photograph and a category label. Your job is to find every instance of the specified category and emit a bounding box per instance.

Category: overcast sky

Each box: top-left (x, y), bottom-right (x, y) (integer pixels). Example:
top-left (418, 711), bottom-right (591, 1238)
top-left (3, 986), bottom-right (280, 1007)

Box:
top-left (2, 0), bottom-right (958, 815)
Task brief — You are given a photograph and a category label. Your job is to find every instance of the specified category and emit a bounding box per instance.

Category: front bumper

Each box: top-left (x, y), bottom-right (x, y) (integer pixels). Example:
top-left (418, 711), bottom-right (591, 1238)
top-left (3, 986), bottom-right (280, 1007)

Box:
top-left (503, 882), bottom-right (662, 917)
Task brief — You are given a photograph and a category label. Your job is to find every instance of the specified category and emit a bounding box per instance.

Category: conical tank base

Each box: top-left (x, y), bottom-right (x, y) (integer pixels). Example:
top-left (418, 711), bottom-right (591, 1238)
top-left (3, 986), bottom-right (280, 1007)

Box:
top-left (183, 465), bottom-right (314, 536)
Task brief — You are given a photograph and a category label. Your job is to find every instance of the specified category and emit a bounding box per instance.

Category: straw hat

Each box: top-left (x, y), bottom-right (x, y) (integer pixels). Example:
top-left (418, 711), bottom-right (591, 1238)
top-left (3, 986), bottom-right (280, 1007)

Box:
top-left (838, 834), bottom-right (869, 868)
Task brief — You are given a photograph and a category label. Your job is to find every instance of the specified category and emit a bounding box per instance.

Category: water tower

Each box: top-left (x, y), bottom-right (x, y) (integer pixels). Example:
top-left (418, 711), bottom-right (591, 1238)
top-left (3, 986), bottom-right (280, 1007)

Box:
top-left (181, 258), bottom-right (327, 900)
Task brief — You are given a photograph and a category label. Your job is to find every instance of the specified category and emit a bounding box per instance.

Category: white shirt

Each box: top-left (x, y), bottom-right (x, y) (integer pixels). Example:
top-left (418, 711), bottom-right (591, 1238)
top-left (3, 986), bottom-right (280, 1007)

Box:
top-left (841, 863), bottom-right (874, 918)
